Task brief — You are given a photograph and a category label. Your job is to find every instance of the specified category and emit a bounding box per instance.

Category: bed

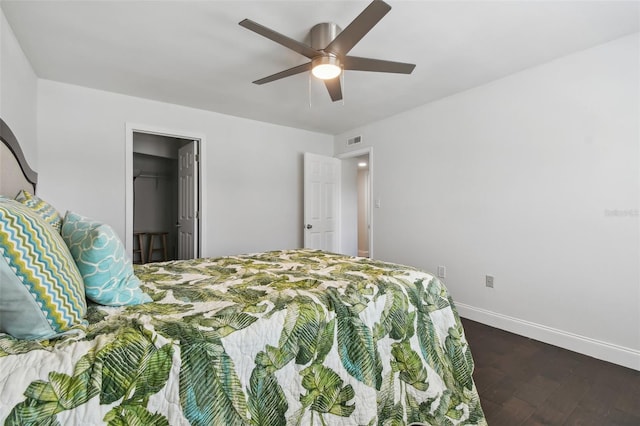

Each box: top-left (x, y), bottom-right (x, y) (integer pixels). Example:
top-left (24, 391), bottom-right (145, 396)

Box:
top-left (0, 118), bottom-right (486, 425)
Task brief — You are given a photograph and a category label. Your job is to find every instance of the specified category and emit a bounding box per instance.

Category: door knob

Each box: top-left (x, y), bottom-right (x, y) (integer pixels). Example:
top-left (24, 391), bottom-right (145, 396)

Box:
top-left (306, 224), bottom-right (312, 229)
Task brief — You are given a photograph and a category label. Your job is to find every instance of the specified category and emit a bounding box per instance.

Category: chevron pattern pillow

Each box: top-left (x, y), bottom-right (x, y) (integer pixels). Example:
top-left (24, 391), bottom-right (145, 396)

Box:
top-left (15, 190), bottom-right (62, 232)
top-left (0, 198), bottom-right (87, 340)
top-left (61, 211), bottom-right (151, 306)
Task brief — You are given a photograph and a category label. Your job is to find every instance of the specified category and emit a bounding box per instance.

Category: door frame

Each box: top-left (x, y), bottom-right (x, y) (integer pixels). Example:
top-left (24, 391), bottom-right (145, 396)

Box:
top-left (337, 147), bottom-right (373, 258)
top-left (125, 123), bottom-right (206, 258)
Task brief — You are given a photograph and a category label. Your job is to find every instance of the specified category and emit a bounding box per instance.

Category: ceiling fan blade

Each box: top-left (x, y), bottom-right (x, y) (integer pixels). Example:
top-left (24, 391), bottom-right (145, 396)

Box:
top-left (343, 56), bottom-right (415, 74)
top-left (239, 19), bottom-right (320, 59)
top-left (252, 62), bottom-right (312, 85)
top-left (324, 78), bottom-right (343, 102)
top-left (324, 0), bottom-right (391, 56)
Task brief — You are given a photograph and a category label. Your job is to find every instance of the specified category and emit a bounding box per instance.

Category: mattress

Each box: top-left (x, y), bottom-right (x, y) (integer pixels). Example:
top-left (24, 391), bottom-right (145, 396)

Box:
top-left (0, 249), bottom-right (486, 425)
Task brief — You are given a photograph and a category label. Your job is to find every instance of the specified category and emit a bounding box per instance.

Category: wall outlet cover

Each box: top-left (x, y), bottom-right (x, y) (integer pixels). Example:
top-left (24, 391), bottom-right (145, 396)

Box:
top-left (486, 275), bottom-right (494, 288)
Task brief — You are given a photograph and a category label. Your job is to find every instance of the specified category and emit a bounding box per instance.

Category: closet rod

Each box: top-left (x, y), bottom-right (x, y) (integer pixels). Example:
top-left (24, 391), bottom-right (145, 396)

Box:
top-left (135, 173), bottom-right (172, 179)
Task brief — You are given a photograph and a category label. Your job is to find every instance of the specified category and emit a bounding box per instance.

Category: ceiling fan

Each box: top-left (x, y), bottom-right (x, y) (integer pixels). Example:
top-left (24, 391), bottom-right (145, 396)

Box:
top-left (239, 0), bottom-right (415, 102)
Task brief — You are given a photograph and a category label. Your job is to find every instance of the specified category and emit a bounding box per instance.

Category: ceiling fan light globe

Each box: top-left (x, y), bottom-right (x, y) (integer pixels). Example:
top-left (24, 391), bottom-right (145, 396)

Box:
top-left (311, 56), bottom-right (341, 80)
top-left (312, 64), bottom-right (341, 79)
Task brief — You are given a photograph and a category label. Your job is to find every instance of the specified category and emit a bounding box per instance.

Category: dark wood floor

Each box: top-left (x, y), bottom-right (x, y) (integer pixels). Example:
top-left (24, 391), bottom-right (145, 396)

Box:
top-left (461, 318), bottom-right (640, 426)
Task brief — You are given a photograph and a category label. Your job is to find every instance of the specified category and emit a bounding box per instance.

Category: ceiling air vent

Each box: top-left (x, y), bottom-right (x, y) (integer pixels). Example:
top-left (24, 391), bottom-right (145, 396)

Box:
top-left (347, 135), bottom-right (362, 146)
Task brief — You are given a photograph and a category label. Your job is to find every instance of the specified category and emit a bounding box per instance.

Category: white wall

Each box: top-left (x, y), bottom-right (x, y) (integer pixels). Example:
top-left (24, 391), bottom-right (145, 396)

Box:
top-left (335, 34), bottom-right (640, 369)
top-left (37, 80), bottom-right (333, 257)
top-left (0, 8), bottom-right (38, 168)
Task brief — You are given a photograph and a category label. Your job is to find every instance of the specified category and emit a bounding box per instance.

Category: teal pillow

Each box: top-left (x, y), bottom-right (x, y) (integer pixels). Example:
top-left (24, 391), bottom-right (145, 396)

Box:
top-left (61, 211), bottom-right (151, 306)
top-left (15, 190), bottom-right (62, 232)
top-left (0, 198), bottom-right (87, 340)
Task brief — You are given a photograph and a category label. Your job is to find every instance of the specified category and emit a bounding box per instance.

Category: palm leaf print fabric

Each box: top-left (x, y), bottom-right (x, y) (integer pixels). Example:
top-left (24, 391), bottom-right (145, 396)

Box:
top-left (0, 249), bottom-right (486, 425)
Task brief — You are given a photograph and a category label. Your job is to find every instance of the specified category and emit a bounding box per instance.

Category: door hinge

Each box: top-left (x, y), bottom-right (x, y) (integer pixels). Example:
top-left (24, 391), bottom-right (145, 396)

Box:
top-left (196, 211), bottom-right (200, 219)
top-left (194, 154), bottom-right (199, 162)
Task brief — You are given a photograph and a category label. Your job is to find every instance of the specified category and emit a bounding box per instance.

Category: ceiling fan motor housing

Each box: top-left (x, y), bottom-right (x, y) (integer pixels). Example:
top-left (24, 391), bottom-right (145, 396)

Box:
top-left (310, 22), bottom-right (342, 51)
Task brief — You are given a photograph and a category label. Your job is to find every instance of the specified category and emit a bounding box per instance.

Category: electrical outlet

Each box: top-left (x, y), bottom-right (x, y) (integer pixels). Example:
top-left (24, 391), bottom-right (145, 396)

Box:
top-left (486, 275), bottom-right (494, 288)
top-left (437, 265), bottom-right (446, 278)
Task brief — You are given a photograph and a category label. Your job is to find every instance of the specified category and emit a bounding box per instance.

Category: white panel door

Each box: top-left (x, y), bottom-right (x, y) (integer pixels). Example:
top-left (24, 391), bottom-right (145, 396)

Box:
top-left (304, 152), bottom-right (340, 252)
top-left (178, 142), bottom-right (198, 259)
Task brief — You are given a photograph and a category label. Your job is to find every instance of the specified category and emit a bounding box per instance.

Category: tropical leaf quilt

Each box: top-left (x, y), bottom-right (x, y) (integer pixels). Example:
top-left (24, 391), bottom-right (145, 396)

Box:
top-left (0, 249), bottom-right (486, 425)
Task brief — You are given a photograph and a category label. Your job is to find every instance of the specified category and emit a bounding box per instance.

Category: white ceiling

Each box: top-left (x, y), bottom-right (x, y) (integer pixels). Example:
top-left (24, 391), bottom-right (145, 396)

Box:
top-left (2, 1), bottom-right (638, 135)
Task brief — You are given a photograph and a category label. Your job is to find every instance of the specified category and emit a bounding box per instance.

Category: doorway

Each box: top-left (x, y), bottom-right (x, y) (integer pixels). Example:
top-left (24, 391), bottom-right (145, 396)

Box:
top-left (355, 156), bottom-right (370, 257)
top-left (133, 133), bottom-right (198, 262)
top-left (338, 148), bottom-right (373, 258)
top-left (125, 123), bottom-right (206, 261)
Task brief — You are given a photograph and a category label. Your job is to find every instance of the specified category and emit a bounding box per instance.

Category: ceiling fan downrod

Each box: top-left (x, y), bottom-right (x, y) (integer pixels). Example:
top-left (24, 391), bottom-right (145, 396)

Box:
top-left (310, 22), bottom-right (342, 51)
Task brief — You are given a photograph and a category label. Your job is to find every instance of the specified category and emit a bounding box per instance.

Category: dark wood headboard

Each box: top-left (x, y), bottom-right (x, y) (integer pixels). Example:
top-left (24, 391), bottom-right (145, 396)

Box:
top-left (0, 117), bottom-right (37, 197)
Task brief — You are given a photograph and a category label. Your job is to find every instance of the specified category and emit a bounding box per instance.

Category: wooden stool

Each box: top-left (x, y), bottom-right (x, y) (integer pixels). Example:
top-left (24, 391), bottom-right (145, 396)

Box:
top-left (133, 232), bottom-right (146, 264)
top-left (147, 232), bottom-right (168, 263)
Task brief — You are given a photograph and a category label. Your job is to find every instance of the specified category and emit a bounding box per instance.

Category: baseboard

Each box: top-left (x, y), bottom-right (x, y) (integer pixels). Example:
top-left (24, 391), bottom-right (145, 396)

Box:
top-left (456, 303), bottom-right (640, 371)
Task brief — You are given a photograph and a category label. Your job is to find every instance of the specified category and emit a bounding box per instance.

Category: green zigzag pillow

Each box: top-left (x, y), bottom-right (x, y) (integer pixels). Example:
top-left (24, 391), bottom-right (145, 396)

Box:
top-left (0, 198), bottom-right (87, 340)
top-left (61, 211), bottom-right (151, 306)
top-left (15, 190), bottom-right (62, 233)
